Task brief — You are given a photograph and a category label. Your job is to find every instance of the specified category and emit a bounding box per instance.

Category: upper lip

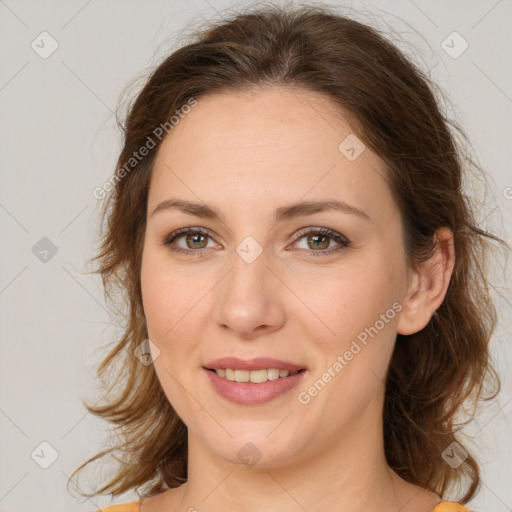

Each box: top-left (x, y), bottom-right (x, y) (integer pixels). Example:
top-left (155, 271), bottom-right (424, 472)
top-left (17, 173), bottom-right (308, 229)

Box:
top-left (204, 357), bottom-right (307, 372)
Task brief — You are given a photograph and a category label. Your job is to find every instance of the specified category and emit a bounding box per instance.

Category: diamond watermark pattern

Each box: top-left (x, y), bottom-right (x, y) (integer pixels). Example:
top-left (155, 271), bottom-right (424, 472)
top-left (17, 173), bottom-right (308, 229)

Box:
top-left (32, 237), bottom-right (58, 263)
top-left (31, 31), bottom-right (59, 59)
top-left (30, 441), bottom-right (59, 469)
top-left (441, 31), bottom-right (468, 59)
top-left (441, 441), bottom-right (469, 469)
top-left (237, 442), bottom-right (262, 468)
top-left (338, 134), bottom-right (366, 161)
top-left (134, 338), bottom-right (161, 365)
top-left (236, 236), bottom-right (263, 264)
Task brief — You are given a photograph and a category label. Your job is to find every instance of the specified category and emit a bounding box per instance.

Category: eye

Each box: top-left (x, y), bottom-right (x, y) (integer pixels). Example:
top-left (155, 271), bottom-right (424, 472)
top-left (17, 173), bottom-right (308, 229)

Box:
top-left (161, 226), bottom-right (351, 257)
top-left (289, 227), bottom-right (350, 257)
top-left (162, 227), bottom-right (218, 256)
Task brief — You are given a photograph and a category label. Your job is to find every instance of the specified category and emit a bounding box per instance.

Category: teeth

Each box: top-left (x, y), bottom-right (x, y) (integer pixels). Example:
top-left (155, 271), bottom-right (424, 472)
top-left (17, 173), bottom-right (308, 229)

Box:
top-left (248, 369), bottom-right (267, 383)
top-left (267, 368), bottom-right (280, 381)
top-left (234, 369), bottom-right (249, 382)
top-left (214, 368), bottom-right (299, 383)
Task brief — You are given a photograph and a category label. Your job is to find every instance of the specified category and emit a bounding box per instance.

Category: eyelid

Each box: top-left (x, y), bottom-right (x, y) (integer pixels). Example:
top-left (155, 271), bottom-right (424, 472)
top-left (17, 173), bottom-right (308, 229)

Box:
top-left (162, 226), bottom-right (219, 248)
top-left (291, 226), bottom-right (349, 245)
top-left (162, 226), bottom-right (350, 256)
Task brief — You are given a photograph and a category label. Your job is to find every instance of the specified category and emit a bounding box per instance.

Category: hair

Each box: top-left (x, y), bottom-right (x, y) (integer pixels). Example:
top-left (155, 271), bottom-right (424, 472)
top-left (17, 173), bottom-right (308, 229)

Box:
top-left (68, 1), bottom-right (508, 505)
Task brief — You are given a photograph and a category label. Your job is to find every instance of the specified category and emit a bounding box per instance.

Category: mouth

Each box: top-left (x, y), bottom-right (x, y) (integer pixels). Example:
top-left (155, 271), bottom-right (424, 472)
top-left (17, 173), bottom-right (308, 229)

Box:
top-left (205, 367), bottom-right (306, 383)
top-left (203, 356), bottom-right (307, 382)
top-left (203, 357), bottom-right (308, 405)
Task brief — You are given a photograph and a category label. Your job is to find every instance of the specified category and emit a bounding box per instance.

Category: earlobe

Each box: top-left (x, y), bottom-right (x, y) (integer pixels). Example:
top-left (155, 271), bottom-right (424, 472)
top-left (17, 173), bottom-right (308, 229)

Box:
top-left (397, 227), bottom-right (455, 336)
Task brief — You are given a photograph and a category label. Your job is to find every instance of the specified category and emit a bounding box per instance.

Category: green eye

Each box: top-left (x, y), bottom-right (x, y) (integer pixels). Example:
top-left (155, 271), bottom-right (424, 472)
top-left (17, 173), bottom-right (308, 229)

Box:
top-left (162, 226), bottom-right (350, 257)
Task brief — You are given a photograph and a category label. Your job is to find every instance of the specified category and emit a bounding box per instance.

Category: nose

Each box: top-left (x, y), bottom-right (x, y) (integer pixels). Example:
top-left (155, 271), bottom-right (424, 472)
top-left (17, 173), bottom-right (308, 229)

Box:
top-left (212, 248), bottom-right (286, 340)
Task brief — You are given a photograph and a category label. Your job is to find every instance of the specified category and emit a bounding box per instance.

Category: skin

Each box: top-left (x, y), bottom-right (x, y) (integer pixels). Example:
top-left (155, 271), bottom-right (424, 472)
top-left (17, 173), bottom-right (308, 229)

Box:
top-left (139, 85), bottom-right (455, 512)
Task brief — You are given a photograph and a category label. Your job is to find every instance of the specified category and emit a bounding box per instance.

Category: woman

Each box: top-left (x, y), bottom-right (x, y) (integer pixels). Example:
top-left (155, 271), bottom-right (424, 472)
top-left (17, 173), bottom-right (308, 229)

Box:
top-left (69, 3), bottom-right (505, 512)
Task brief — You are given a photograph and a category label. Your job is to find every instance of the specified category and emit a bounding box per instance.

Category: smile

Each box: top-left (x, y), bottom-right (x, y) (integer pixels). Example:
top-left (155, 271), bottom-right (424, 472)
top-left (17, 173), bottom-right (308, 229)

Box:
top-left (212, 368), bottom-right (301, 383)
top-left (204, 368), bottom-right (307, 405)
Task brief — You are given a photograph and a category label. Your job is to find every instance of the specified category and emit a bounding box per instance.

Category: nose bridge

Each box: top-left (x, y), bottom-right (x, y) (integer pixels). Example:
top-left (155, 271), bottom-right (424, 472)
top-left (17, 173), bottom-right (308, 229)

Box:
top-left (212, 240), bottom-right (285, 336)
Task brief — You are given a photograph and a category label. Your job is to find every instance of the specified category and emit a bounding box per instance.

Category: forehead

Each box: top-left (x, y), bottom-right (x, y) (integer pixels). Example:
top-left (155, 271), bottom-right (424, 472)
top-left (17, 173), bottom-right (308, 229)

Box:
top-left (150, 86), bottom-right (395, 225)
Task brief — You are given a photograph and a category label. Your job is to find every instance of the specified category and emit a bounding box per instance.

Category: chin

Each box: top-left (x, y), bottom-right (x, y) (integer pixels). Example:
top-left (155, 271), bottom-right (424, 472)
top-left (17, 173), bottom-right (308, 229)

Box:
top-left (203, 430), bottom-right (306, 469)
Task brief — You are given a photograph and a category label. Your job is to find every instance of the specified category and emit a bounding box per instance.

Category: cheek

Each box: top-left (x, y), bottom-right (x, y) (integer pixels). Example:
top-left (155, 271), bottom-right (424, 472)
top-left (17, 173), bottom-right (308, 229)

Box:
top-left (298, 269), bottom-right (400, 415)
top-left (140, 264), bottom-right (173, 340)
top-left (294, 261), bottom-right (400, 347)
top-left (140, 252), bottom-right (214, 403)
top-left (141, 257), bottom-right (206, 422)
top-left (140, 252), bottom-right (206, 341)
top-left (294, 261), bottom-right (402, 414)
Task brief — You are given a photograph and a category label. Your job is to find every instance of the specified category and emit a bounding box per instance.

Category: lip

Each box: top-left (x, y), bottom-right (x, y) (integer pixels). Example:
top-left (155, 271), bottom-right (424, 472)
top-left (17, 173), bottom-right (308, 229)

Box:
top-left (203, 357), bottom-right (307, 373)
top-left (204, 367), bottom-right (307, 405)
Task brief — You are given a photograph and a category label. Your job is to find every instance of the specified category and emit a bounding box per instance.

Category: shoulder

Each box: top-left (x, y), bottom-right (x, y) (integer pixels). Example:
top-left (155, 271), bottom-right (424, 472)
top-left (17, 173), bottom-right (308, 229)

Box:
top-left (95, 499), bottom-right (141, 512)
top-left (432, 501), bottom-right (475, 512)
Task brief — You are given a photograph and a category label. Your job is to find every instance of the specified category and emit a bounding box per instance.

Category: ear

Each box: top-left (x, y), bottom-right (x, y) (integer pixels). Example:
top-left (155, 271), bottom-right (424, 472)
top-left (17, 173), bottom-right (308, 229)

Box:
top-left (397, 227), bottom-right (456, 336)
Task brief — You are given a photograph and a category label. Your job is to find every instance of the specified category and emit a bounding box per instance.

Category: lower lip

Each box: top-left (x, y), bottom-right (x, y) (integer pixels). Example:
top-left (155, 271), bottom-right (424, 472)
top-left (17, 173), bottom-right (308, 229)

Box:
top-left (204, 368), bottom-right (307, 405)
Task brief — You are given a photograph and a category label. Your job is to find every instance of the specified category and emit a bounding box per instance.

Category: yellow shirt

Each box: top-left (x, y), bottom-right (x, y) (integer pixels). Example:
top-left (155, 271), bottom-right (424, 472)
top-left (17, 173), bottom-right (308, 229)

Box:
top-left (96, 499), bottom-right (474, 511)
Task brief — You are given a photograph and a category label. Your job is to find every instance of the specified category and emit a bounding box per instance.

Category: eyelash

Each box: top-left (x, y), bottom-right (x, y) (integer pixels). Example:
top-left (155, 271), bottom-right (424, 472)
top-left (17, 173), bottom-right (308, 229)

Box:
top-left (161, 226), bottom-right (350, 258)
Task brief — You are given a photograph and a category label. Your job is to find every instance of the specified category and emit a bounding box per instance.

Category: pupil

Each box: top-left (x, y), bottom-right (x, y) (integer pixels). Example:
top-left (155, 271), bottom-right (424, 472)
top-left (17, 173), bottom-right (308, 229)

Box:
top-left (188, 233), bottom-right (206, 248)
top-left (309, 234), bottom-right (328, 250)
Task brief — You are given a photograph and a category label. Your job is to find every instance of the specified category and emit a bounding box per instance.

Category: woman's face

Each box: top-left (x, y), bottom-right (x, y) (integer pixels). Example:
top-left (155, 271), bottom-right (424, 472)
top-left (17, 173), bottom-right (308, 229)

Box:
top-left (141, 85), bottom-right (413, 468)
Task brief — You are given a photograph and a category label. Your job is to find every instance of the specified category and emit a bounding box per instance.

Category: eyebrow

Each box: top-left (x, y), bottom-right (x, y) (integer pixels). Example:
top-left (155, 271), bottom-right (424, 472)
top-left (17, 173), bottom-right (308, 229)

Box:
top-left (150, 198), bottom-right (371, 223)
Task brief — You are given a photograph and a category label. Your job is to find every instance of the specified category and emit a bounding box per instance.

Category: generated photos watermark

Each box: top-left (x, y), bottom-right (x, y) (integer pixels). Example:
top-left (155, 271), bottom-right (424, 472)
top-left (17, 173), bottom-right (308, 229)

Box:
top-left (297, 301), bottom-right (403, 404)
top-left (93, 97), bottom-right (198, 200)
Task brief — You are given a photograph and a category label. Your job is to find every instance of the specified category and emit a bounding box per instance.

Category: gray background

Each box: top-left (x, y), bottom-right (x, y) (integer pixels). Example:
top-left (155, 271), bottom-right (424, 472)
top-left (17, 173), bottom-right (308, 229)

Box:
top-left (0, 0), bottom-right (511, 511)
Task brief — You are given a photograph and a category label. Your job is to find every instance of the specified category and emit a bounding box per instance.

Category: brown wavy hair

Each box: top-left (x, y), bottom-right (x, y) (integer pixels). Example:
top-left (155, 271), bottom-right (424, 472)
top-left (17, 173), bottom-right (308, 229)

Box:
top-left (68, 2), bottom-right (507, 505)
